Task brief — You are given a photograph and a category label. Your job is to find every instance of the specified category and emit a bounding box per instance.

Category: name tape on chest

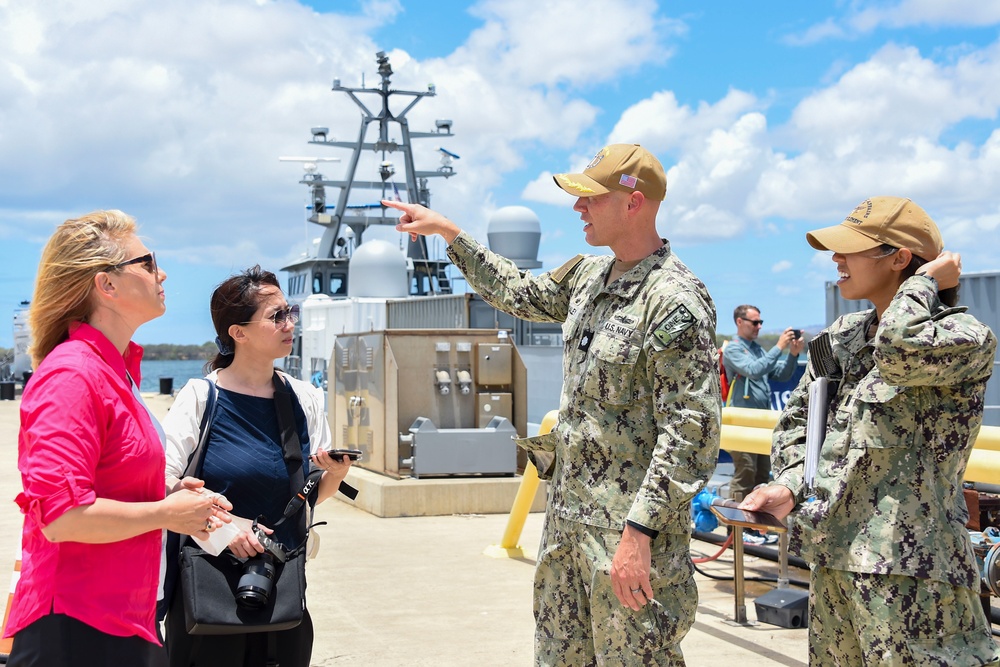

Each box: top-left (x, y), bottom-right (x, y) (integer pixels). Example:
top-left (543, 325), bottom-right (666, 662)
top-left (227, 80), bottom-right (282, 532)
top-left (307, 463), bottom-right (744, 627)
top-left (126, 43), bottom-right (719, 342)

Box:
top-left (601, 320), bottom-right (634, 340)
top-left (652, 305), bottom-right (695, 347)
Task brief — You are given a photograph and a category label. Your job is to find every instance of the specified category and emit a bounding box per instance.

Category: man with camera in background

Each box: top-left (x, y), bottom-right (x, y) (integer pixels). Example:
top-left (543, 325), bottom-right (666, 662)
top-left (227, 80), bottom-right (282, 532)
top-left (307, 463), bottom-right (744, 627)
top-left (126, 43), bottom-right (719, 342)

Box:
top-left (723, 305), bottom-right (804, 544)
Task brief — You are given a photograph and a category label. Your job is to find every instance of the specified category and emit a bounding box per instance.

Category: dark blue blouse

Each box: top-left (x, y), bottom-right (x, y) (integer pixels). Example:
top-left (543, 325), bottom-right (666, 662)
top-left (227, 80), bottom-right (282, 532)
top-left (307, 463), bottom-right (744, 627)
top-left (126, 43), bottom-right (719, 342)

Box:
top-left (200, 388), bottom-right (312, 549)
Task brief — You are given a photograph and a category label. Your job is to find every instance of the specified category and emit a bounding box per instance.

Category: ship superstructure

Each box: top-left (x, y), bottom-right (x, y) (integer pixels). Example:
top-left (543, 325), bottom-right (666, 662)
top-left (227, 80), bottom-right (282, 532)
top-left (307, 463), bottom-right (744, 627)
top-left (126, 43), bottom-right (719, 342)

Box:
top-left (281, 50), bottom-right (458, 318)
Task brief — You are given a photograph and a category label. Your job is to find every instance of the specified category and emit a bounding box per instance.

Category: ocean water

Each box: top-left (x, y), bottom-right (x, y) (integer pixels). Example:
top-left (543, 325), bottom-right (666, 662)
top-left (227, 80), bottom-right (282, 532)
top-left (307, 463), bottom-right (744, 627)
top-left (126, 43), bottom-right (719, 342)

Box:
top-left (139, 358), bottom-right (209, 393)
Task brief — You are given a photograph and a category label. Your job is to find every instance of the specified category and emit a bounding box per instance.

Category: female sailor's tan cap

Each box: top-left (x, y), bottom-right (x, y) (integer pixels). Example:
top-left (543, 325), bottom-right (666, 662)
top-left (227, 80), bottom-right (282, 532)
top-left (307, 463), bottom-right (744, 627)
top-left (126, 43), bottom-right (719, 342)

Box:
top-left (553, 144), bottom-right (667, 201)
top-left (806, 196), bottom-right (943, 261)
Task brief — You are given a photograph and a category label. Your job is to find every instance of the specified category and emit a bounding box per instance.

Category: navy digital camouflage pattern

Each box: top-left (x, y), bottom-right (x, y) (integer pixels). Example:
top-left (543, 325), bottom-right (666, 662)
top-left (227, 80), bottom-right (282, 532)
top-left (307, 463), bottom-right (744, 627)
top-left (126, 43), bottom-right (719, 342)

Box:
top-left (810, 566), bottom-right (998, 666)
top-left (771, 274), bottom-right (999, 664)
top-left (534, 517), bottom-right (695, 666)
top-left (447, 231), bottom-right (720, 665)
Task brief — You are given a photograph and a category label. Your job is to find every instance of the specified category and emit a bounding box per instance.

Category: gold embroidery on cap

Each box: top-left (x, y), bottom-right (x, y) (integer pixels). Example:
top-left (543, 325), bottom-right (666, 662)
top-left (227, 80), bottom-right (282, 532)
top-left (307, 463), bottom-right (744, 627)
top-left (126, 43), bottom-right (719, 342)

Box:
top-left (557, 174), bottom-right (595, 193)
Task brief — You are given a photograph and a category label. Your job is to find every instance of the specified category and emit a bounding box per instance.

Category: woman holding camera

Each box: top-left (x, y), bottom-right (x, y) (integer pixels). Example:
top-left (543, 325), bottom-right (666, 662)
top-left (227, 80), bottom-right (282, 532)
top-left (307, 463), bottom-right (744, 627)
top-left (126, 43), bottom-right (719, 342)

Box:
top-left (8, 211), bottom-right (231, 667)
top-left (741, 197), bottom-right (999, 665)
top-left (162, 265), bottom-right (352, 667)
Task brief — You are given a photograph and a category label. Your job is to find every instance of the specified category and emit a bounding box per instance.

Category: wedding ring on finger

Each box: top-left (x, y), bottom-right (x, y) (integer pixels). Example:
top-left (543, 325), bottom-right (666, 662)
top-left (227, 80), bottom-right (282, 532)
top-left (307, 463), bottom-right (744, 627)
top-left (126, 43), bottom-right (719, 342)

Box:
top-left (630, 587), bottom-right (642, 593)
top-left (205, 519), bottom-right (214, 532)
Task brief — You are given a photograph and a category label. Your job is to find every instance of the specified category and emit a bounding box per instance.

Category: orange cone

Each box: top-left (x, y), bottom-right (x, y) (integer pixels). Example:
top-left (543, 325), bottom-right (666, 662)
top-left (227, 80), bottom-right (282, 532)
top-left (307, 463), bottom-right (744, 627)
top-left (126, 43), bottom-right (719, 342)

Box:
top-left (0, 548), bottom-right (22, 659)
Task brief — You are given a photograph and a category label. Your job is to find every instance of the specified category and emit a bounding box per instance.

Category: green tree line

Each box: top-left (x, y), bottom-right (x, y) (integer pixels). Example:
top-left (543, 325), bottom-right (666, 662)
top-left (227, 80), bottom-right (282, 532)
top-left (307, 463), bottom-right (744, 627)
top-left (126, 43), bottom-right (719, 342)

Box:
top-left (141, 342), bottom-right (216, 361)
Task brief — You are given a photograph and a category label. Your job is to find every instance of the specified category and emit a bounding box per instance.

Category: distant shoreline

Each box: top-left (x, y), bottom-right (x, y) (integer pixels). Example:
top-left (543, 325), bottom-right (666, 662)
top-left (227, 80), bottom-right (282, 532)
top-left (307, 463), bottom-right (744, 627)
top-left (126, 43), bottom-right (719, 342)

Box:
top-left (139, 342), bottom-right (214, 361)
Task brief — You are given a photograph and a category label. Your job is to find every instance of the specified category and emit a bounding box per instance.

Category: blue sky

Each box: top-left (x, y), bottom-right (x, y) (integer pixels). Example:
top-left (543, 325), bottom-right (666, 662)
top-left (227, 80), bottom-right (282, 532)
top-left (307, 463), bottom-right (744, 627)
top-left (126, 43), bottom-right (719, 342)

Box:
top-left (3, 0), bottom-right (1000, 348)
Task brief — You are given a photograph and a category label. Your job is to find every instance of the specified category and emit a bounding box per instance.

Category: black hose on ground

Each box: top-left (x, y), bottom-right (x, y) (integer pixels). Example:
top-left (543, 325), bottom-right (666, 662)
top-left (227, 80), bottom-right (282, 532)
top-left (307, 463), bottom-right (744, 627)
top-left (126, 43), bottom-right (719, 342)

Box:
top-left (690, 560), bottom-right (811, 589)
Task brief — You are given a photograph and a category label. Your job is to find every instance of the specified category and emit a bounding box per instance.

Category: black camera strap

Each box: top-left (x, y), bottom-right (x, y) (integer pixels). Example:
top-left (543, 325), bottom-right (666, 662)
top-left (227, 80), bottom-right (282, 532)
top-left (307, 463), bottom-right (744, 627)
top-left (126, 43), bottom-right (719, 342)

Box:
top-left (252, 468), bottom-right (330, 557)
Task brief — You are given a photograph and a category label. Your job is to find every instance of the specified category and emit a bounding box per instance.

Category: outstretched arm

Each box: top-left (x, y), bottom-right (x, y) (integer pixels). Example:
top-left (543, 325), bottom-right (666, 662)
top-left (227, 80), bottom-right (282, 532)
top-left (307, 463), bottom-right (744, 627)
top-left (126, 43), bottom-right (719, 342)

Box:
top-left (382, 200), bottom-right (462, 244)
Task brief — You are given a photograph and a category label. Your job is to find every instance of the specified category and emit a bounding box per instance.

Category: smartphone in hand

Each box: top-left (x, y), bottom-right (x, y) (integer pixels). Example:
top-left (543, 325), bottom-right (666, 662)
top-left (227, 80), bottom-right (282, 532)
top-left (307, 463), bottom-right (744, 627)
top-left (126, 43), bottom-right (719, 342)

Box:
top-left (324, 448), bottom-right (363, 461)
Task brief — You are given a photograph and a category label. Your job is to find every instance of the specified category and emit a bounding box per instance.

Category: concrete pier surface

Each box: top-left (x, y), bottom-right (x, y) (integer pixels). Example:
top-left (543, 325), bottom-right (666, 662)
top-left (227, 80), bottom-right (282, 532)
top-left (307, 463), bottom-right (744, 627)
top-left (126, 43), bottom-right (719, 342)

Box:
top-left (0, 394), bottom-right (809, 666)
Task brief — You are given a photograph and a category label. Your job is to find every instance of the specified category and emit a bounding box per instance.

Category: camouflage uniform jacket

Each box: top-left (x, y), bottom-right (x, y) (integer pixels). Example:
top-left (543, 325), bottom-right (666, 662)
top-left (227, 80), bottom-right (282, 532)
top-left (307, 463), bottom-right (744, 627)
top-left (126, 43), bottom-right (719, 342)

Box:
top-left (772, 275), bottom-right (997, 589)
top-left (447, 231), bottom-right (721, 535)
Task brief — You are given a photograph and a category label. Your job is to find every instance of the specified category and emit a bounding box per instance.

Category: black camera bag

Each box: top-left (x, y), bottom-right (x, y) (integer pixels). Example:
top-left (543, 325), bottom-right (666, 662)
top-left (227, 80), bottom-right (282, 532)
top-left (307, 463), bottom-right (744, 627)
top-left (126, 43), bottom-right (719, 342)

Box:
top-left (178, 543), bottom-right (306, 634)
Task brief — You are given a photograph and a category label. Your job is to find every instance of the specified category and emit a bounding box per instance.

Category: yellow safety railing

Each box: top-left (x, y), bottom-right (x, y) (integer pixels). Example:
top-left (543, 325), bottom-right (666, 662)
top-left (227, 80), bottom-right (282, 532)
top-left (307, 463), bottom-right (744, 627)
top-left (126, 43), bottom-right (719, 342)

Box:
top-left (488, 407), bottom-right (1000, 557)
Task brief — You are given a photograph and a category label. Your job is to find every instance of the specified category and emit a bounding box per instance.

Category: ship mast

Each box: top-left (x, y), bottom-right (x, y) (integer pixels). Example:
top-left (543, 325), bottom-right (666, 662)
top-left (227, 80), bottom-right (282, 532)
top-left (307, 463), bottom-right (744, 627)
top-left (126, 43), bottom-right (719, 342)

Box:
top-left (306, 50), bottom-right (457, 265)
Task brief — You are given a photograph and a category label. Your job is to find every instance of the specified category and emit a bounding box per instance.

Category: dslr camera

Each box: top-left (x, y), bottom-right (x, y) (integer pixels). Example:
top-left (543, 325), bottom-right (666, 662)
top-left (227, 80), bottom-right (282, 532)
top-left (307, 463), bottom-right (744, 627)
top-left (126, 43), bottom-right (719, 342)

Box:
top-left (235, 528), bottom-right (289, 609)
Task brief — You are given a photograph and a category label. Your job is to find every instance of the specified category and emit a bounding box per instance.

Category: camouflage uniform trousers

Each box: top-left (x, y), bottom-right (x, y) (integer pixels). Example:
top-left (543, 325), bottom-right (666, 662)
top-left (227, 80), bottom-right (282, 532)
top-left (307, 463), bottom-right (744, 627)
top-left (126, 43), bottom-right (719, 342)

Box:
top-left (810, 566), bottom-right (1000, 666)
top-left (533, 514), bottom-right (697, 666)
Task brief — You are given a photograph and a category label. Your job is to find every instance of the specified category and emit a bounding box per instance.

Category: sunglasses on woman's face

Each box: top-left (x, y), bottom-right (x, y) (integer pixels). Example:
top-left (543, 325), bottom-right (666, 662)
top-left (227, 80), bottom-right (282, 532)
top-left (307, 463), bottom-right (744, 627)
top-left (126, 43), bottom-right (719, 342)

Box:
top-left (244, 304), bottom-right (300, 328)
top-left (111, 252), bottom-right (158, 275)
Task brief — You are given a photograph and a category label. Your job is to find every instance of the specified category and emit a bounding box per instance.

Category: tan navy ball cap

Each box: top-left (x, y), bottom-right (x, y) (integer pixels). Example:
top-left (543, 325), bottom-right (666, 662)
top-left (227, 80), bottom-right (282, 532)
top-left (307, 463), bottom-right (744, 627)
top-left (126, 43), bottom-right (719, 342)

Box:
top-left (553, 143), bottom-right (667, 201)
top-left (806, 196), bottom-right (944, 262)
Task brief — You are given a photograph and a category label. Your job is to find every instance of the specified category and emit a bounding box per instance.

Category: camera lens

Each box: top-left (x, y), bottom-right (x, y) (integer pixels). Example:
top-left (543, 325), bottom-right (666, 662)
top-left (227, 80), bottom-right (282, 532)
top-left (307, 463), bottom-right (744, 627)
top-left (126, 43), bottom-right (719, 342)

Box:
top-left (236, 553), bottom-right (276, 609)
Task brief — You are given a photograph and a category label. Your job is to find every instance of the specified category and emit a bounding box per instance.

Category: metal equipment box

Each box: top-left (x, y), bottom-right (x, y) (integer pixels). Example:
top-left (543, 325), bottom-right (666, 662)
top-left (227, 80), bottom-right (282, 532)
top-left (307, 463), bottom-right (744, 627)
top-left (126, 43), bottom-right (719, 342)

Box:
top-left (754, 588), bottom-right (809, 629)
top-left (407, 416), bottom-right (518, 478)
top-left (476, 342), bottom-right (513, 385)
top-left (476, 393), bottom-right (512, 428)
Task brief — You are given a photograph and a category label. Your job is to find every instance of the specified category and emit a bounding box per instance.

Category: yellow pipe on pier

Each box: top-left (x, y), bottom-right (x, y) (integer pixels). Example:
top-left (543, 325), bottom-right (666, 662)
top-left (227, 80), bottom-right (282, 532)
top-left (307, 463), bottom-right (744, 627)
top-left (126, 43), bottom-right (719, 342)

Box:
top-left (719, 408), bottom-right (1000, 484)
top-left (484, 410), bottom-right (558, 559)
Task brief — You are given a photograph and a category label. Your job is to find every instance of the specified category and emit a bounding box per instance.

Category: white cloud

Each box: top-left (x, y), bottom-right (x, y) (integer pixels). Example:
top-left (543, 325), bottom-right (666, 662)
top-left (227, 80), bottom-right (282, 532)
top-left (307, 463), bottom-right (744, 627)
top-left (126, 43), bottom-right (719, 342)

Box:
top-left (523, 89), bottom-right (771, 242)
top-left (744, 41), bottom-right (1000, 256)
top-left (787, 0), bottom-right (1000, 43)
top-left (809, 251), bottom-right (834, 270)
top-left (609, 89), bottom-right (761, 153)
top-left (519, 33), bottom-right (1000, 254)
top-left (4, 0), bottom-right (1000, 303)
top-left (661, 203), bottom-right (744, 242)
top-left (522, 171), bottom-right (575, 206)
top-left (0, 0), bottom-right (676, 269)
top-left (772, 260), bottom-right (793, 273)
top-left (464, 0), bottom-right (678, 89)
top-left (783, 18), bottom-right (847, 47)
top-left (788, 43), bottom-right (1000, 144)
top-left (484, 26), bottom-right (1000, 265)
top-left (849, 0), bottom-right (1000, 31)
